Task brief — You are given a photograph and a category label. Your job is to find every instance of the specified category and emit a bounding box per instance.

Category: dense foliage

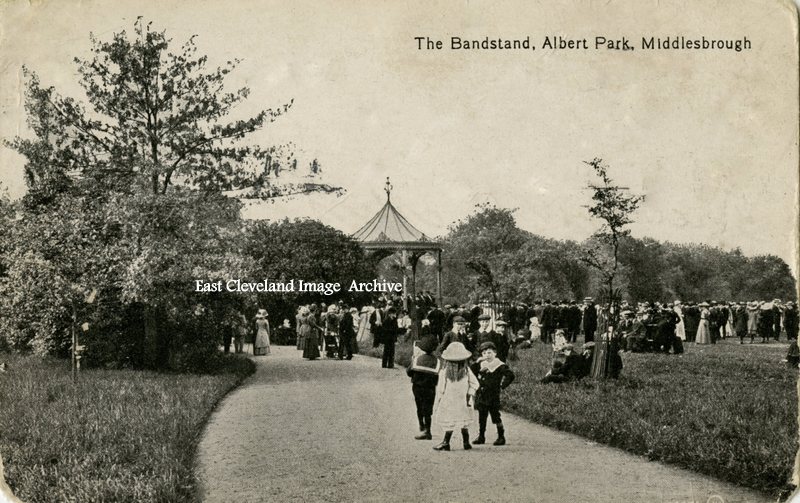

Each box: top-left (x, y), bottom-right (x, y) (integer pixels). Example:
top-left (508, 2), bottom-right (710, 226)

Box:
top-left (0, 20), bottom-right (342, 370)
top-left (409, 204), bottom-right (795, 305)
top-left (244, 219), bottom-right (377, 324)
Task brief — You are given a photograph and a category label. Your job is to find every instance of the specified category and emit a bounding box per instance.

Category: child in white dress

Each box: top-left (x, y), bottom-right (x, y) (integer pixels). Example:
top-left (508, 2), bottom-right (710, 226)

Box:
top-left (432, 342), bottom-right (479, 451)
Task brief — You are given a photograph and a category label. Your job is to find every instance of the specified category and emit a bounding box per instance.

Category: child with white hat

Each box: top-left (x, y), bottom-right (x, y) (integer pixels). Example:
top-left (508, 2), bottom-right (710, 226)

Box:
top-left (432, 342), bottom-right (479, 451)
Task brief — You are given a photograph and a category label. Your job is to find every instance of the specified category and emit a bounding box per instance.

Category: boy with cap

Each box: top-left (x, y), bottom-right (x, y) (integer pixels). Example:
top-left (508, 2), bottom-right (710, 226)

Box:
top-left (470, 341), bottom-right (515, 446)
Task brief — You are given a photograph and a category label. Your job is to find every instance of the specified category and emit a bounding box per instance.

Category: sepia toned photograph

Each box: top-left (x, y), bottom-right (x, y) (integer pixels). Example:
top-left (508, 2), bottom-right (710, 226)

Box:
top-left (0, 1), bottom-right (798, 502)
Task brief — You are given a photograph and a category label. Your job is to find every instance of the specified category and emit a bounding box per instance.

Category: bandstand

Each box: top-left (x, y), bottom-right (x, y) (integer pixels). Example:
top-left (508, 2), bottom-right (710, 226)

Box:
top-left (352, 178), bottom-right (443, 309)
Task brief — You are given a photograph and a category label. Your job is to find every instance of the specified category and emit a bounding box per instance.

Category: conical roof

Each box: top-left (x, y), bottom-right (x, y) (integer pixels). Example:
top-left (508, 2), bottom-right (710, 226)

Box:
top-left (352, 179), bottom-right (439, 251)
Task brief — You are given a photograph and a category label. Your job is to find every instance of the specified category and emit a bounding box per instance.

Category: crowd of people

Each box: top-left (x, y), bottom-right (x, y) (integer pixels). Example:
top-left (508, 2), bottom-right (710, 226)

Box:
top-left (223, 291), bottom-right (798, 449)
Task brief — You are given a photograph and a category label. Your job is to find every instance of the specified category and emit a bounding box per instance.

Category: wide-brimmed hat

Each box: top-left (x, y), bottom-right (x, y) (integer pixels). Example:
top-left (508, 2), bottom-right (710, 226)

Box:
top-left (360, 306), bottom-right (371, 314)
top-left (441, 342), bottom-right (473, 361)
top-left (256, 309), bottom-right (268, 318)
top-left (349, 307), bottom-right (358, 314)
top-left (698, 302), bottom-right (710, 308)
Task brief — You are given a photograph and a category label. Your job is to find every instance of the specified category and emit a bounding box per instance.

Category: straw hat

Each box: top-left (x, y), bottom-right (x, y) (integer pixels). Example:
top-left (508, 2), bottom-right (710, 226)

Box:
top-left (441, 342), bottom-right (473, 361)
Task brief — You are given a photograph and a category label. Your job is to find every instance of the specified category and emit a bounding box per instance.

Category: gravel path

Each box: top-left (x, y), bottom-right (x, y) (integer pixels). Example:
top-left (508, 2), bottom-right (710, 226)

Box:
top-left (195, 346), bottom-right (770, 503)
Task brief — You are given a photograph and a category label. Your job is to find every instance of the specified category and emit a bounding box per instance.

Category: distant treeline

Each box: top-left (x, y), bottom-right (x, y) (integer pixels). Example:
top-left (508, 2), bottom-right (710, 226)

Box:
top-left (382, 205), bottom-right (797, 306)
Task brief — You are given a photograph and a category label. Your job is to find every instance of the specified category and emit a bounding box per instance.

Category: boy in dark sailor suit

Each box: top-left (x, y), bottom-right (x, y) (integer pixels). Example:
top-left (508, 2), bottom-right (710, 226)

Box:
top-left (407, 329), bottom-right (440, 440)
top-left (469, 341), bottom-right (515, 446)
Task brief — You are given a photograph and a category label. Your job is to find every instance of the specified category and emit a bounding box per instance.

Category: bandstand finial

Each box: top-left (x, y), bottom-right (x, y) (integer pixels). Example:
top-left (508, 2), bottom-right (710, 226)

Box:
top-left (385, 176), bottom-right (393, 201)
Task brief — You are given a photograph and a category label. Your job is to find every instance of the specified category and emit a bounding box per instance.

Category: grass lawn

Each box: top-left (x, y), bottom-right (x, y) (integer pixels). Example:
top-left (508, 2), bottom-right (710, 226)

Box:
top-left (365, 336), bottom-right (797, 499)
top-left (0, 352), bottom-right (255, 503)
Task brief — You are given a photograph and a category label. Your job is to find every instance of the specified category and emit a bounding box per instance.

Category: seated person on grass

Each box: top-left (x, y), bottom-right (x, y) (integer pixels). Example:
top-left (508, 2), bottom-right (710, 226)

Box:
top-left (540, 344), bottom-right (589, 383)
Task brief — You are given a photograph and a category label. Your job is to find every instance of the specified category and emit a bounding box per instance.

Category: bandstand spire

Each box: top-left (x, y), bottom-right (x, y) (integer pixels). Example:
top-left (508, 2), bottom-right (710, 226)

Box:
top-left (384, 176), bottom-right (393, 202)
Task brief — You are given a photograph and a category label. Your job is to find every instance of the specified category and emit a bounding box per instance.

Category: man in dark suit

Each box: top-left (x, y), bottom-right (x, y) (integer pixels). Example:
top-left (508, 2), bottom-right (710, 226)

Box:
top-left (541, 300), bottom-right (555, 344)
top-left (515, 303), bottom-right (530, 334)
top-left (772, 301), bottom-right (783, 341)
top-left (566, 300), bottom-right (582, 343)
top-left (370, 301), bottom-right (385, 348)
top-left (784, 302), bottom-right (799, 341)
top-left (426, 305), bottom-right (446, 342)
top-left (582, 298), bottom-right (597, 343)
top-left (381, 308), bottom-right (400, 368)
top-left (682, 302), bottom-right (700, 343)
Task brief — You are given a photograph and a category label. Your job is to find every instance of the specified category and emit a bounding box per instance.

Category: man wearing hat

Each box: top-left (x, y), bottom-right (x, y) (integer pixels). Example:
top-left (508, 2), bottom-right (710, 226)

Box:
top-left (470, 341), bottom-right (515, 446)
top-left (338, 307), bottom-right (358, 360)
top-left (381, 307), bottom-right (401, 368)
top-left (437, 315), bottom-right (475, 356)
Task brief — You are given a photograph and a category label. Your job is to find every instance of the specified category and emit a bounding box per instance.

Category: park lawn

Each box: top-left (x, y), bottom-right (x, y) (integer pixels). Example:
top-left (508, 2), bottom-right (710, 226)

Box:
top-left (368, 336), bottom-right (797, 499)
top-left (0, 353), bottom-right (255, 503)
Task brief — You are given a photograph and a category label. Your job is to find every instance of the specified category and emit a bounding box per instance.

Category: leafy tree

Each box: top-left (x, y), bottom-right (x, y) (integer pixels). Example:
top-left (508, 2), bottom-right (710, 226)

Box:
top-left (1, 19), bottom-right (344, 369)
top-left (582, 158), bottom-right (645, 314)
top-left (443, 203), bottom-right (527, 303)
top-left (244, 219), bottom-right (376, 323)
top-left (582, 158), bottom-right (644, 380)
top-left (8, 18), bottom-right (339, 203)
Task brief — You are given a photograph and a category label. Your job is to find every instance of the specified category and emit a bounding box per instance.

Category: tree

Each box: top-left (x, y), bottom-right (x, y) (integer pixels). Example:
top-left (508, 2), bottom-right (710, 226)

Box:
top-left (582, 158), bottom-right (644, 380)
top-left (243, 219), bottom-right (376, 324)
top-left (582, 158), bottom-right (645, 315)
top-left (8, 18), bottom-right (340, 203)
top-left (443, 203), bottom-right (527, 303)
top-left (2, 19), bottom-right (344, 369)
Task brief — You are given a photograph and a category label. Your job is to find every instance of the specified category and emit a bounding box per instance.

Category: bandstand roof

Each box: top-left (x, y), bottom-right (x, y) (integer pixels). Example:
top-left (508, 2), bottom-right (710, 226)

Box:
top-left (352, 178), bottom-right (441, 251)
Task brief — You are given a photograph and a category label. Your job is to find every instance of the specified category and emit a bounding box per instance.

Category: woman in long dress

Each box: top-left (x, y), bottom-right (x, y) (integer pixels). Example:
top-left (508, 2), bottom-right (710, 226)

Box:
top-left (296, 306), bottom-right (305, 350)
top-left (695, 303), bottom-right (712, 344)
top-left (253, 309), bottom-right (271, 356)
top-left (673, 302), bottom-right (686, 341)
top-left (301, 306), bottom-right (322, 360)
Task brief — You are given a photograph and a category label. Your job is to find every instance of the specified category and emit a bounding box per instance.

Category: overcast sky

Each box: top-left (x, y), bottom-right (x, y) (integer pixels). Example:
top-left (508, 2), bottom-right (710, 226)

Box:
top-left (0, 0), bottom-right (797, 273)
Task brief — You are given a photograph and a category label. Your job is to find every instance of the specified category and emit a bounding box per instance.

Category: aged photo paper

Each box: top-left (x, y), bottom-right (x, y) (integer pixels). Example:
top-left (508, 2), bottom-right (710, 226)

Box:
top-left (0, 0), bottom-right (798, 502)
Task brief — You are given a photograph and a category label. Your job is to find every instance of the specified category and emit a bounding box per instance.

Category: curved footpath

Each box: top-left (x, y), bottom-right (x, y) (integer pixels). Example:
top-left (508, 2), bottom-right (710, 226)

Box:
top-left (196, 346), bottom-right (770, 503)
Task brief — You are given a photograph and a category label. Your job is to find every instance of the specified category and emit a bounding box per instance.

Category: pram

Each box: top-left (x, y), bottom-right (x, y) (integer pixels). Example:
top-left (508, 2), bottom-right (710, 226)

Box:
top-left (324, 331), bottom-right (339, 358)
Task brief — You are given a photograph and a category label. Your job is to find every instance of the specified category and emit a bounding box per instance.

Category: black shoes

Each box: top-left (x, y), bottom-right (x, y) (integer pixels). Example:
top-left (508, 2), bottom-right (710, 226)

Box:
top-left (432, 441), bottom-right (450, 451)
top-left (415, 431), bottom-right (432, 440)
top-left (493, 425), bottom-right (506, 446)
top-left (461, 429), bottom-right (472, 450)
top-left (472, 435), bottom-right (486, 445)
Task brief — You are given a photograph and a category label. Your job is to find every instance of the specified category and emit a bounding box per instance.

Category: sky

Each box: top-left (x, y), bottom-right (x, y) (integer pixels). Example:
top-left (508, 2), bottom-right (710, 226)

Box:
top-left (0, 0), bottom-right (798, 274)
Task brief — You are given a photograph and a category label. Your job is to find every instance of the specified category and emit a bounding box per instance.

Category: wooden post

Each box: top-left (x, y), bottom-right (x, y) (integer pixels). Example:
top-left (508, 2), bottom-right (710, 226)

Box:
top-left (401, 250), bottom-right (408, 311)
